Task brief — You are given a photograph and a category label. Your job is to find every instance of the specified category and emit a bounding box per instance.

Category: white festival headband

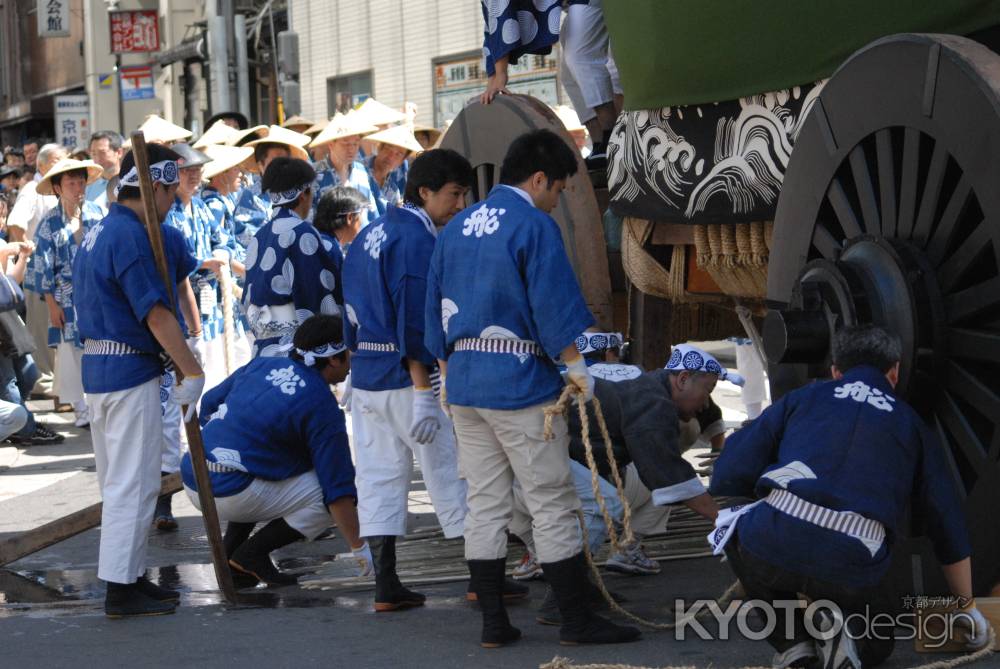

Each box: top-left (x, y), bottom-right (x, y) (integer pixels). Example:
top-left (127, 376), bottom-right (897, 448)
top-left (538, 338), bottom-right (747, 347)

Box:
top-left (665, 343), bottom-right (746, 387)
top-left (295, 341), bottom-right (348, 367)
top-left (268, 183), bottom-right (310, 207)
top-left (114, 160), bottom-right (180, 197)
top-left (575, 332), bottom-right (624, 355)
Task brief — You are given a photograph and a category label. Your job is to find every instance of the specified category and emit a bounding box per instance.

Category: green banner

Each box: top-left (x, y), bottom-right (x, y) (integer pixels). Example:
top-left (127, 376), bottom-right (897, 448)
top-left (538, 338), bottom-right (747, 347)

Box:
top-left (604, 1), bottom-right (1000, 109)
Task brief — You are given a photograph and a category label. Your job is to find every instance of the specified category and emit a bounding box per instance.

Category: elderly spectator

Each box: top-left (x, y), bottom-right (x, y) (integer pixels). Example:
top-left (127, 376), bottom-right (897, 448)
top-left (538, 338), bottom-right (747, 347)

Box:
top-left (22, 139), bottom-right (41, 172)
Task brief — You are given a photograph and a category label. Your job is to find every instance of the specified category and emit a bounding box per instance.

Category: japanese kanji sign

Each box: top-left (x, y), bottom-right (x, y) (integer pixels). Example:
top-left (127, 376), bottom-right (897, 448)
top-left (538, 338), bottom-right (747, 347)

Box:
top-left (38, 0), bottom-right (70, 38)
top-left (55, 95), bottom-right (90, 148)
top-left (119, 65), bottom-right (155, 101)
top-left (109, 10), bottom-right (160, 53)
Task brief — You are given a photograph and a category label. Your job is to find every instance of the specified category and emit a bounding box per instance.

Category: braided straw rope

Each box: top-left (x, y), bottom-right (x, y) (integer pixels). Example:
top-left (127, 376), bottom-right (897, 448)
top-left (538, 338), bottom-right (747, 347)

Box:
top-left (541, 385), bottom-right (998, 666)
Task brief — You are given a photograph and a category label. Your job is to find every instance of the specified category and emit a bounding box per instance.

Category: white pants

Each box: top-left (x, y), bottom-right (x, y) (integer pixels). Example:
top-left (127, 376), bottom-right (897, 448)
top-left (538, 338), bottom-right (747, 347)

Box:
top-left (185, 469), bottom-right (330, 540)
top-left (25, 290), bottom-right (54, 385)
top-left (452, 402), bottom-right (581, 563)
top-left (55, 342), bottom-right (84, 405)
top-left (88, 376), bottom-right (163, 584)
top-left (735, 341), bottom-right (769, 419)
top-left (159, 371), bottom-right (183, 474)
top-left (353, 386), bottom-right (467, 538)
top-left (560, 0), bottom-right (620, 122)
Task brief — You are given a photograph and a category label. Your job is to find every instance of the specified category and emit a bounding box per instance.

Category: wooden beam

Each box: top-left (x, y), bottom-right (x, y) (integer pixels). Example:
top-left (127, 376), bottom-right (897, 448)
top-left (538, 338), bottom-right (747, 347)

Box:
top-left (650, 222), bottom-right (696, 246)
top-left (0, 474), bottom-right (181, 567)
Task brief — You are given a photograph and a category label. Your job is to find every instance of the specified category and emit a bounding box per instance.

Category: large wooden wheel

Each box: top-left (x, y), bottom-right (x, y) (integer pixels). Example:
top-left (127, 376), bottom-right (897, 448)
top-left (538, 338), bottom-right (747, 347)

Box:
top-left (764, 34), bottom-right (1000, 594)
top-left (439, 95), bottom-right (614, 328)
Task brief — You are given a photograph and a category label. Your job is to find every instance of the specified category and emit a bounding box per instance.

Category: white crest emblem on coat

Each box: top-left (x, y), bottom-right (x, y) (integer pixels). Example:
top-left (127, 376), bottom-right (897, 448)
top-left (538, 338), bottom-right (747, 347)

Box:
top-left (480, 325), bottom-right (530, 362)
top-left (266, 365), bottom-right (307, 395)
top-left (462, 204), bottom-right (505, 238)
top-left (210, 447), bottom-right (248, 472)
top-left (81, 222), bottom-right (103, 251)
top-left (833, 381), bottom-right (896, 412)
top-left (364, 223), bottom-right (387, 259)
top-left (761, 461), bottom-right (817, 489)
top-left (441, 298), bottom-right (458, 334)
top-left (345, 303), bottom-right (359, 328)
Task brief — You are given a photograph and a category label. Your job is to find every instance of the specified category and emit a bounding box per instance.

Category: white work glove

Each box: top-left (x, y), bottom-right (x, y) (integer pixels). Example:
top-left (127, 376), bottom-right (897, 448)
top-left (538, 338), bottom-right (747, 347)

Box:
top-left (172, 373), bottom-right (206, 422)
top-left (338, 373), bottom-right (353, 413)
top-left (351, 541), bottom-right (374, 578)
top-left (955, 600), bottom-right (993, 650)
top-left (186, 335), bottom-right (205, 367)
top-left (410, 388), bottom-right (441, 444)
top-left (564, 354), bottom-right (594, 403)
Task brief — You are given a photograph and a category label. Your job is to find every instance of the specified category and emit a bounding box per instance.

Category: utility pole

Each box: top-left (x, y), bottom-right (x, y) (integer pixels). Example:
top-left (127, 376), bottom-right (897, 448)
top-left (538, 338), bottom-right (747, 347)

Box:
top-left (234, 14), bottom-right (250, 119)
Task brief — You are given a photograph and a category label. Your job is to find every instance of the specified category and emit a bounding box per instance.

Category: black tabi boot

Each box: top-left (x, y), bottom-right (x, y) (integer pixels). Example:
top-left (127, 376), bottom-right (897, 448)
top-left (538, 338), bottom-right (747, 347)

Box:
top-left (223, 521), bottom-right (260, 588)
top-left (468, 559), bottom-right (522, 648)
top-left (153, 482), bottom-right (178, 532)
top-left (370, 535), bottom-right (425, 612)
top-left (135, 575), bottom-right (180, 603)
top-left (540, 552), bottom-right (641, 645)
top-left (104, 581), bottom-right (176, 618)
top-left (536, 565), bottom-right (627, 625)
top-left (228, 518), bottom-right (302, 586)
top-left (466, 574), bottom-right (529, 603)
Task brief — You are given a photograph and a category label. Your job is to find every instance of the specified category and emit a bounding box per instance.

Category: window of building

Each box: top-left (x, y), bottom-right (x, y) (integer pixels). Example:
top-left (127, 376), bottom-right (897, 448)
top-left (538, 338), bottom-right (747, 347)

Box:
top-left (327, 70), bottom-right (373, 116)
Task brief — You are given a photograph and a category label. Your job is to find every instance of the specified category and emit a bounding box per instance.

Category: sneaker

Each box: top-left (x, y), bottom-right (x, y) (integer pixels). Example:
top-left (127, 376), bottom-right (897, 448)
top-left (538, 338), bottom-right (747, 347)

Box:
top-left (74, 406), bottom-right (90, 428)
top-left (512, 553), bottom-right (543, 581)
top-left (8, 423), bottom-right (65, 445)
top-left (605, 541), bottom-right (660, 575)
top-left (815, 610), bottom-right (861, 669)
top-left (773, 640), bottom-right (818, 669)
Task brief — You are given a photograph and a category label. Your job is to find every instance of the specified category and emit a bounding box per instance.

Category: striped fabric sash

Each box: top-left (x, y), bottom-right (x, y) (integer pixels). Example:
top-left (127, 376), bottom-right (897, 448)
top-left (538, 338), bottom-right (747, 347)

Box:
top-left (357, 341), bottom-right (398, 352)
top-left (765, 488), bottom-right (886, 557)
top-left (453, 337), bottom-right (541, 356)
top-left (83, 339), bottom-right (145, 356)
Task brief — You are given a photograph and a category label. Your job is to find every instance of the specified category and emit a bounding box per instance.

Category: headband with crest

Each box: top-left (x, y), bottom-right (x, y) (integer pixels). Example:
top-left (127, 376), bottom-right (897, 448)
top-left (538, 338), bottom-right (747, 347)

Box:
top-left (115, 160), bottom-right (180, 197)
top-left (665, 343), bottom-right (745, 386)
top-left (295, 341), bottom-right (347, 367)
top-left (268, 183), bottom-right (310, 207)
top-left (575, 332), bottom-right (624, 355)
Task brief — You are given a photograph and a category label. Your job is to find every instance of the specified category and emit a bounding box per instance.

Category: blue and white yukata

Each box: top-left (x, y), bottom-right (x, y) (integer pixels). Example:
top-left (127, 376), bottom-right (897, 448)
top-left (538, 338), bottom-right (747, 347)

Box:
top-left (242, 207), bottom-right (343, 357)
top-left (232, 185), bottom-right (271, 250)
top-left (312, 158), bottom-right (383, 226)
top-left (424, 184), bottom-right (594, 563)
top-left (29, 201), bottom-right (104, 409)
top-left (72, 202), bottom-right (198, 584)
top-left (181, 356), bottom-right (357, 540)
top-left (200, 186), bottom-right (244, 263)
top-left (367, 155), bottom-right (408, 211)
top-left (342, 205), bottom-right (467, 539)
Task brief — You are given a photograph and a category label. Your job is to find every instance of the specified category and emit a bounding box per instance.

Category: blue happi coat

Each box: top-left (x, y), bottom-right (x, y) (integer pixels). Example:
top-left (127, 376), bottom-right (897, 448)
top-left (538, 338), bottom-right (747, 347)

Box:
top-left (181, 356), bottom-right (356, 503)
top-left (201, 186), bottom-right (244, 263)
top-left (164, 196), bottom-right (245, 342)
top-left (342, 205), bottom-right (437, 391)
top-left (312, 158), bottom-right (383, 225)
top-left (367, 155), bottom-right (408, 211)
top-left (29, 201), bottom-right (104, 347)
top-left (233, 183), bottom-right (271, 250)
top-left (73, 203), bottom-right (199, 393)
top-left (481, 0), bottom-right (588, 76)
top-left (710, 365), bottom-right (972, 588)
top-left (425, 185), bottom-right (594, 409)
top-left (242, 207), bottom-right (343, 357)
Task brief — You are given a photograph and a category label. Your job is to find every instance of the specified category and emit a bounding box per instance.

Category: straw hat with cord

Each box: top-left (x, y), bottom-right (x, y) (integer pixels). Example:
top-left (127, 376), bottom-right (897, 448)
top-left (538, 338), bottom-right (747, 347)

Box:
top-left (303, 118), bottom-right (328, 137)
top-left (194, 120), bottom-right (240, 150)
top-left (309, 111), bottom-right (378, 148)
top-left (36, 158), bottom-right (103, 196)
top-left (365, 125), bottom-right (424, 155)
top-left (355, 98), bottom-right (406, 127)
top-left (282, 115), bottom-right (315, 133)
top-left (243, 126), bottom-right (311, 173)
top-left (202, 145), bottom-right (254, 181)
top-left (139, 114), bottom-right (193, 144)
top-left (227, 125), bottom-right (269, 148)
top-left (412, 125), bottom-right (443, 149)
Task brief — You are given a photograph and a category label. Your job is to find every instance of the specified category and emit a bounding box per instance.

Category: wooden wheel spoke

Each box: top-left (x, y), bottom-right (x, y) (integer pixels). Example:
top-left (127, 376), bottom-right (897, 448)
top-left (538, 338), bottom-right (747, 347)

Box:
top-left (896, 128), bottom-right (921, 239)
top-left (945, 277), bottom-right (1000, 323)
top-left (934, 415), bottom-right (970, 496)
top-left (936, 221), bottom-right (991, 293)
top-left (875, 129), bottom-right (897, 237)
top-left (945, 360), bottom-right (1000, 422)
top-left (926, 176), bottom-right (972, 265)
top-left (826, 177), bottom-right (863, 240)
top-left (946, 328), bottom-right (1000, 365)
top-left (811, 224), bottom-right (842, 259)
top-left (936, 391), bottom-right (990, 469)
top-left (848, 144), bottom-right (881, 235)
top-left (912, 141), bottom-right (949, 243)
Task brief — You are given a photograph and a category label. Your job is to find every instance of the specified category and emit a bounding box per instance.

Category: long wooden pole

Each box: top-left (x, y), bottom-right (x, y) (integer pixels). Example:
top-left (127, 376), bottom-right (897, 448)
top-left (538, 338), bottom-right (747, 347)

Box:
top-left (130, 132), bottom-right (238, 605)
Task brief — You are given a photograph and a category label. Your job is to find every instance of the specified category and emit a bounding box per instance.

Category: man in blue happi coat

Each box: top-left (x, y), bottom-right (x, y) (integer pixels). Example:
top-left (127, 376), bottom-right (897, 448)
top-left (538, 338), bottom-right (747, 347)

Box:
top-left (342, 149), bottom-right (476, 612)
top-left (182, 314), bottom-right (372, 587)
top-left (425, 129), bottom-right (639, 648)
top-left (73, 144), bottom-right (206, 618)
top-left (710, 325), bottom-right (991, 669)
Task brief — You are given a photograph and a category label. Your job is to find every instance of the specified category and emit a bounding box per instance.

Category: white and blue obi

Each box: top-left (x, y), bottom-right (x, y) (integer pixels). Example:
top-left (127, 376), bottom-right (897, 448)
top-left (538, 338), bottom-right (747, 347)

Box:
top-left (425, 184), bottom-right (594, 410)
top-left (342, 205), bottom-right (437, 391)
top-left (710, 365), bottom-right (972, 588)
top-left (242, 207), bottom-right (343, 357)
top-left (181, 356), bottom-right (357, 503)
top-left (29, 201), bottom-right (104, 348)
top-left (72, 203), bottom-right (199, 393)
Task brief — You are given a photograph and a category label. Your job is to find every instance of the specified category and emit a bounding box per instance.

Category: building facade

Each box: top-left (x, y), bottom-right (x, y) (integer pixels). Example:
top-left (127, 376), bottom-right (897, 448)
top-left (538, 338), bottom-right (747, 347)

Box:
top-left (290, 0), bottom-right (566, 128)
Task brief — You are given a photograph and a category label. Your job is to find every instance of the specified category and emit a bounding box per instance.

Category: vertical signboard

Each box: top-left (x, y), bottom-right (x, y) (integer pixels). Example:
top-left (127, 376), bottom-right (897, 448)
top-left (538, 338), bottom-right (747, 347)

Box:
top-left (55, 95), bottom-right (90, 148)
top-left (38, 0), bottom-right (70, 38)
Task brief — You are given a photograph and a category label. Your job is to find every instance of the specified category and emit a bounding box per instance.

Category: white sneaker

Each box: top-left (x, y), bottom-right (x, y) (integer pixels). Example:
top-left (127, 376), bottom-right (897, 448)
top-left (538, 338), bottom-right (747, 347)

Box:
top-left (815, 610), bottom-right (862, 669)
top-left (605, 541), bottom-right (661, 575)
top-left (511, 552), bottom-right (543, 581)
top-left (73, 402), bottom-right (90, 428)
top-left (772, 640), bottom-right (817, 669)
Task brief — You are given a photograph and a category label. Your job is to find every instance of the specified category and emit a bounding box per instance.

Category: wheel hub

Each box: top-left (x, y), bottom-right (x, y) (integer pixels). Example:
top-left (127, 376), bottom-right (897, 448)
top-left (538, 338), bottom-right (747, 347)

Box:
top-left (763, 237), bottom-right (942, 397)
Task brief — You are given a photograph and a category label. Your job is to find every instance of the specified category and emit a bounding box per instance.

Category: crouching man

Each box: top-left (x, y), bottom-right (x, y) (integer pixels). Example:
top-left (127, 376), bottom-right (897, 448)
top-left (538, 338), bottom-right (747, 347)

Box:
top-left (710, 325), bottom-right (991, 669)
top-left (182, 315), bottom-right (372, 586)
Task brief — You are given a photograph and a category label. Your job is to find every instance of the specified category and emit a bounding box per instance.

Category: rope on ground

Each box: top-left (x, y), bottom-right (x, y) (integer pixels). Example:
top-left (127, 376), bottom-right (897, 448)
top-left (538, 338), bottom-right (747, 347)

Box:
top-left (543, 385), bottom-right (998, 669)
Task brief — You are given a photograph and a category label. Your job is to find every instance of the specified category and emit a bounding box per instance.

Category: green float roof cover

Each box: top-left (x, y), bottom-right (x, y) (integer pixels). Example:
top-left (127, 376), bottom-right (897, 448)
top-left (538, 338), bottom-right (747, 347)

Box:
top-left (603, 0), bottom-right (1000, 109)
